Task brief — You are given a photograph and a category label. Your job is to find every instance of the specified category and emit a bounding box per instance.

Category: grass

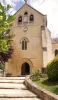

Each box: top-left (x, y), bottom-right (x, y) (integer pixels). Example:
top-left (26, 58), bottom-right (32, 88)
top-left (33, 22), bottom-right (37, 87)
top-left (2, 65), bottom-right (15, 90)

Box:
top-left (33, 78), bottom-right (58, 95)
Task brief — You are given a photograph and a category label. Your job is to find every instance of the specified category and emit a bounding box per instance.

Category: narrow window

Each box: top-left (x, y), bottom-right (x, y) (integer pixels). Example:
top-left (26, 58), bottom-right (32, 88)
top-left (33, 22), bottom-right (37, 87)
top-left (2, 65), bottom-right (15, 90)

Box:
top-left (25, 40), bottom-right (27, 50)
top-left (30, 14), bottom-right (34, 22)
top-left (22, 41), bottom-right (24, 50)
top-left (24, 12), bottom-right (28, 23)
top-left (18, 16), bottom-right (22, 24)
top-left (22, 39), bottom-right (27, 50)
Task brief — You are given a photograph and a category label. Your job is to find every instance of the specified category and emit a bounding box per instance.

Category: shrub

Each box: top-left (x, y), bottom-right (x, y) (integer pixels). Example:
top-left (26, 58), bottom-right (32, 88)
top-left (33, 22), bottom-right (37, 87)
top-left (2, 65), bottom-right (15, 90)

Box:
top-left (30, 69), bottom-right (42, 81)
top-left (47, 55), bottom-right (58, 81)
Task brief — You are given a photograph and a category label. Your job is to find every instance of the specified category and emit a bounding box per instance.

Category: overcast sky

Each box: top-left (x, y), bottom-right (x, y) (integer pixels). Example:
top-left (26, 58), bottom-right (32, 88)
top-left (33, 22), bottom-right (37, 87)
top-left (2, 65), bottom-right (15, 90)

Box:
top-left (0, 0), bottom-right (58, 38)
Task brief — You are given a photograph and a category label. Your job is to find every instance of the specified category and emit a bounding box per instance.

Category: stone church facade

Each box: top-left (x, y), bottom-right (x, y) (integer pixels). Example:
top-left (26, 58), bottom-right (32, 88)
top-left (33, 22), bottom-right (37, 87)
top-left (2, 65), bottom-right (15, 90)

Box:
top-left (6, 2), bottom-right (53, 76)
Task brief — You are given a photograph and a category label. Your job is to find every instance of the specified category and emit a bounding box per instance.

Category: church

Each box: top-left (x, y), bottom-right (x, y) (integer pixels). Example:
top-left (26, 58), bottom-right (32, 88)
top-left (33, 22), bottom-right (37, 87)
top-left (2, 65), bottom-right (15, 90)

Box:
top-left (6, 0), bottom-right (53, 76)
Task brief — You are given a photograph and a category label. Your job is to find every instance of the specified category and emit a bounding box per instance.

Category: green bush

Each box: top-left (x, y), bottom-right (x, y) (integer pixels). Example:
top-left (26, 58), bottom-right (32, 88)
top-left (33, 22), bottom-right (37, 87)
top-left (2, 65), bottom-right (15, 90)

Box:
top-left (47, 56), bottom-right (58, 81)
top-left (30, 69), bottom-right (42, 81)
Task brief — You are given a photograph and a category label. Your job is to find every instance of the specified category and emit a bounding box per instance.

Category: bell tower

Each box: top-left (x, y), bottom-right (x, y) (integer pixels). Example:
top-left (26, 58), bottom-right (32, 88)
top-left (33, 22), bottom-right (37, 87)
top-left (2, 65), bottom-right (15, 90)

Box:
top-left (24, 0), bottom-right (27, 4)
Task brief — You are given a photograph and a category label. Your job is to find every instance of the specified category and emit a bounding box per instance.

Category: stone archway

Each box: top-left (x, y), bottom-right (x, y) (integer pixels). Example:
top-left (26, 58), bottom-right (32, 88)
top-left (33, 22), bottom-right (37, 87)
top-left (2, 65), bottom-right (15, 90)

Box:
top-left (21, 62), bottom-right (30, 75)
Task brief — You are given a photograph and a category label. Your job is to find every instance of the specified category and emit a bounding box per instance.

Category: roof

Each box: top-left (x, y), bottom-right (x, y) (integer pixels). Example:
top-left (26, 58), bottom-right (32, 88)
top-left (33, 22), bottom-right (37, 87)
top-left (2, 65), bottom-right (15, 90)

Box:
top-left (14, 3), bottom-right (46, 16)
top-left (52, 38), bottom-right (58, 44)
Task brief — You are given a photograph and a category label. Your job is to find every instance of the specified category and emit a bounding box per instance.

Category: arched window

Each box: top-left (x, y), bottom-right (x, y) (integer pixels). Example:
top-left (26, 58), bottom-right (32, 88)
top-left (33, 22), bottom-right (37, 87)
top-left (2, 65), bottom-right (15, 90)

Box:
top-left (18, 16), bottom-right (22, 24)
top-left (24, 12), bottom-right (28, 15)
top-left (24, 12), bottom-right (28, 23)
top-left (21, 38), bottom-right (29, 50)
top-left (29, 14), bottom-right (34, 22)
top-left (55, 49), bottom-right (58, 56)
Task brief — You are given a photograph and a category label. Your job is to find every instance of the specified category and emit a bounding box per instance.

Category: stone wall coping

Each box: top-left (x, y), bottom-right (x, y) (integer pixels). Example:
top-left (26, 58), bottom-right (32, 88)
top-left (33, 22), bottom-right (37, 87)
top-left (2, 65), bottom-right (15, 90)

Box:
top-left (24, 76), bottom-right (58, 100)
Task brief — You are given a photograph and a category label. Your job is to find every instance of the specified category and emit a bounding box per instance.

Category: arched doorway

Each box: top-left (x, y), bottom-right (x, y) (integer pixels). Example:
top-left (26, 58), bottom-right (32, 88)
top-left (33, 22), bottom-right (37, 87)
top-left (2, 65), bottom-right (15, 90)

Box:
top-left (21, 63), bottom-right (30, 75)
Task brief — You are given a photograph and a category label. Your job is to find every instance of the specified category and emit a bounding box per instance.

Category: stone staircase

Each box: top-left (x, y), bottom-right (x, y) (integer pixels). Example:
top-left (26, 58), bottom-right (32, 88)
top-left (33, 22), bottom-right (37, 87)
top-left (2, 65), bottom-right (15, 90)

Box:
top-left (0, 77), bottom-right (41, 100)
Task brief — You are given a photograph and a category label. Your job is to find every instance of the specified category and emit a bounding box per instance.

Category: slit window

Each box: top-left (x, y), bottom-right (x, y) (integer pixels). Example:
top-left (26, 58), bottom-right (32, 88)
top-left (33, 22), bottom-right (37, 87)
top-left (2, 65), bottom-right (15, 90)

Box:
top-left (30, 14), bottom-right (34, 22)
top-left (18, 16), bottom-right (22, 24)
top-left (22, 39), bottom-right (27, 50)
top-left (24, 12), bottom-right (28, 23)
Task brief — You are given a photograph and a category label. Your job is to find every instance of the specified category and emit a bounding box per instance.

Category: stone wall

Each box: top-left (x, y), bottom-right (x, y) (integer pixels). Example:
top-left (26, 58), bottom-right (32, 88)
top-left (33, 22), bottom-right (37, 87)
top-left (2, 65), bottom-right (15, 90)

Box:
top-left (25, 76), bottom-right (58, 100)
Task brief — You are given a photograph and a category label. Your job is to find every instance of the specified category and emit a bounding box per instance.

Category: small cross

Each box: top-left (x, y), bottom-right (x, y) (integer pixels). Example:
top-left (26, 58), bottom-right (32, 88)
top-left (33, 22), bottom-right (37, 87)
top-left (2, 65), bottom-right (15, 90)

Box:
top-left (24, 0), bottom-right (27, 4)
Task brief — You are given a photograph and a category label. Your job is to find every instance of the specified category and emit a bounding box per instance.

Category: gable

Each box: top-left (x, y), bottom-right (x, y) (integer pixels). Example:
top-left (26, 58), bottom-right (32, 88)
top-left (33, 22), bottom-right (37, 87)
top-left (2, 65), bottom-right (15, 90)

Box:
top-left (13, 4), bottom-right (47, 27)
top-left (14, 4), bottom-right (44, 16)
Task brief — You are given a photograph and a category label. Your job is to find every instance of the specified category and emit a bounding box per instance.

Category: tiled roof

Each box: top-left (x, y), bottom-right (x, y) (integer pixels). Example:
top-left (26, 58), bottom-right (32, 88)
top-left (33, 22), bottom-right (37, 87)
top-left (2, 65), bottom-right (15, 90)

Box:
top-left (52, 38), bottom-right (58, 44)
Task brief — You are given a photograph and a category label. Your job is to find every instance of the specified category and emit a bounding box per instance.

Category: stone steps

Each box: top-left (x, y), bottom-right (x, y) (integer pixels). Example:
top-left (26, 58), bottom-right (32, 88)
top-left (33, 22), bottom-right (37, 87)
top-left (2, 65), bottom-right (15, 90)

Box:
top-left (0, 89), bottom-right (37, 98)
top-left (0, 77), bottom-right (41, 100)
top-left (0, 79), bottom-right (24, 83)
top-left (0, 77), bottom-right (25, 80)
top-left (0, 98), bottom-right (40, 100)
top-left (0, 83), bottom-right (27, 89)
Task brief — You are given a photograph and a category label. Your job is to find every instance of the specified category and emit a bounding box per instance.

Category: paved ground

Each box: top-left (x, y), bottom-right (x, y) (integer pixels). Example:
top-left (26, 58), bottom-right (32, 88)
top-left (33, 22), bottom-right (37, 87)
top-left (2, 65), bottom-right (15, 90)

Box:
top-left (0, 77), bottom-right (41, 100)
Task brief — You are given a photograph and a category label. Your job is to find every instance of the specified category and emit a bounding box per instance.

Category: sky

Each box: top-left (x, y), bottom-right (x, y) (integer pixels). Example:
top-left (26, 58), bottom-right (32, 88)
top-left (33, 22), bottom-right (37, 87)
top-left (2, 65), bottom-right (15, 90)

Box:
top-left (0, 0), bottom-right (58, 38)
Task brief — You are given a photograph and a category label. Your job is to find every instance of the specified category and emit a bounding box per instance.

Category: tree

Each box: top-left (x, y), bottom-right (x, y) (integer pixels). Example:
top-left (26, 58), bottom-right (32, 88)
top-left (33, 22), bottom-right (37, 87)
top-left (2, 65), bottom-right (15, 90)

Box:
top-left (0, 2), bottom-right (14, 76)
top-left (0, 3), bottom-right (14, 33)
